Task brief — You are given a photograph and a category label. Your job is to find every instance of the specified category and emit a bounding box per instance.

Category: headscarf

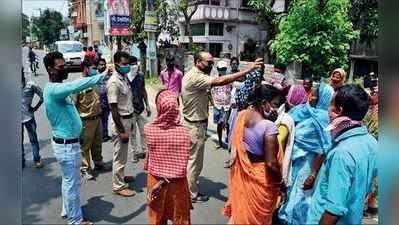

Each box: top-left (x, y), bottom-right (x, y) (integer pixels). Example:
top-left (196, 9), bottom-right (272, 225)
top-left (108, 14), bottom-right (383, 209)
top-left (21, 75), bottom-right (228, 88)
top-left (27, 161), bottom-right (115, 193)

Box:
top-left (288, 82), bottom-right (334, 156)
top-left (144, 89), bottom-right (190, 178)
top-left (330, 68), bottom-right (346, 90)
top-left (316, 82), bottom-right (335, 111)
top-left (151, 89), bottom-right (181, 129)
top-left (286, 85), bottom-right (308, 107)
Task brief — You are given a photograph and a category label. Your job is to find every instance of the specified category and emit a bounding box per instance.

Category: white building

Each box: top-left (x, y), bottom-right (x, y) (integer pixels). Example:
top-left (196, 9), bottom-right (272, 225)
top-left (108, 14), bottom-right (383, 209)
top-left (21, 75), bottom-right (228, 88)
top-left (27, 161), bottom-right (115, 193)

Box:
top-left (177, 0), bottom-right (285, 58)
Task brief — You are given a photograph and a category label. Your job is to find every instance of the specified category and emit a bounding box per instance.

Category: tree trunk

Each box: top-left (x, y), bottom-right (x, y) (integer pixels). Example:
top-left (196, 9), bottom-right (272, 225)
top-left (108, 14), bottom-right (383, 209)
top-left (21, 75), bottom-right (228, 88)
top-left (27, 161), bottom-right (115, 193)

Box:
top-left (186, 21), bottom-right (193, 50)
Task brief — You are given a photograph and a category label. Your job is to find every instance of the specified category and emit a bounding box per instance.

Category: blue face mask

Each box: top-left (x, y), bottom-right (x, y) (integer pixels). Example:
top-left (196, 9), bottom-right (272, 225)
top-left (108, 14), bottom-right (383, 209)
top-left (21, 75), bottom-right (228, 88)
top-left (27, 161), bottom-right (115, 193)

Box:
top-left (118, 65), bottom-right (131, 75)
top-left (88, 67), bottom-right (97, 76)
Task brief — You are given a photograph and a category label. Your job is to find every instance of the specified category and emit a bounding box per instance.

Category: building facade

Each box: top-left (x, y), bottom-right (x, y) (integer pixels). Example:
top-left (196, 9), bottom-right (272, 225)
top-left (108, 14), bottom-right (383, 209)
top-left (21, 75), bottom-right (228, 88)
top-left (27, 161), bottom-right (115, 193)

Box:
top-left (71, 0), bottom-right (105, 46)
top-left (177, 0), bottom-right (276, 58)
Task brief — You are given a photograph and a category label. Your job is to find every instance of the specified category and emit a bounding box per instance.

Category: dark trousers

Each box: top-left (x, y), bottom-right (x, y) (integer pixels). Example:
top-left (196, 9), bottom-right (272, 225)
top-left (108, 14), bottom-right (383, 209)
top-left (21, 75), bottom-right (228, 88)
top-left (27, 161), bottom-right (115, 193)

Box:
top-left (101, 106), bottom-right (110, 138)
top-left (22, 117), bottom-right (41, 165)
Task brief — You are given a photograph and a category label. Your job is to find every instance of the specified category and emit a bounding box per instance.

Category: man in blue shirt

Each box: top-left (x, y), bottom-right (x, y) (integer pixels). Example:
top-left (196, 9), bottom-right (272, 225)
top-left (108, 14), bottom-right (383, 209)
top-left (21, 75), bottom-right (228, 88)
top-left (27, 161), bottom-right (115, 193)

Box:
top-left (306, 84), bottom-right (377, 225)
top-left (43, 51), bottom-right (110, 225)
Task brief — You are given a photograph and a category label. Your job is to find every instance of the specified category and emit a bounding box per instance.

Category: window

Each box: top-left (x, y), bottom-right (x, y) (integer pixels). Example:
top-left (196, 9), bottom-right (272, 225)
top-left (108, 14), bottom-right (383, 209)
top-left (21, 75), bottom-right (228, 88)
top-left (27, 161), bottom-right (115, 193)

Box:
top-left (209, 23), bottom-right (224, 36)
top-left (210, 0), bottom-right (221, 5)
top-left (186, 23), bottom-right (206, 36)
top-left (242, 0), bottom-right (250, 7)
top-left (209, 43), bottom-right (223, 58)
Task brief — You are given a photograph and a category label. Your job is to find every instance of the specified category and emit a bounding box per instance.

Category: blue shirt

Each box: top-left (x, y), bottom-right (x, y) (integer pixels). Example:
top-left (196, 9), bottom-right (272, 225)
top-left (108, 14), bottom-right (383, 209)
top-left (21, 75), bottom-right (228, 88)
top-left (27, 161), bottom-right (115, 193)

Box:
top-left (43, 74), bottom-right (108, 139)
top-left (306, 126), bottom-right (377, 225)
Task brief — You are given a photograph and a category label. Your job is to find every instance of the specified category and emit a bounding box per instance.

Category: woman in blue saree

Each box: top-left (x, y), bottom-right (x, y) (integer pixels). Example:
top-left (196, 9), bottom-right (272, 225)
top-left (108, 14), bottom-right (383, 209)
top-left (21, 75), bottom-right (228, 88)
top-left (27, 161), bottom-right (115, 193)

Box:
top-left (278, 82), bottom-right (334, 225)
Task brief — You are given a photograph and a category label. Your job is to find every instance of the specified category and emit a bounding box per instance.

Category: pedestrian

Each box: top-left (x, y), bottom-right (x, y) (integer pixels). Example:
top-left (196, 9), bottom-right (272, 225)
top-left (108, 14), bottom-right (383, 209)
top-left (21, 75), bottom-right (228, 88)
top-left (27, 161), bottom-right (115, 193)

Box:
top-left (28, 46), bottom-right (38, 75)
top-left (73, 59), bottom-right (111, 180)
top-left (144, 89), bottom-right (191, 225)
top-left (303, 76), bottom-right (313, 96)
top-left (127, 55), bottom-right (151, 163)
top-left (21, 67), bottom-right (44, 169)
top-left (96, 58), bottom-right (112, 142)
top-left (181, 50), bottom-right (263, 202)
top-left (278, 82), bottom-right (334, 224)
top-left (306, 84), bottom-right (377, 225)
top-left (211, 61), bottom-right (233, 149)
top-left (160, 55), bottom-right (183, 95)
top-left (107, 51), bottom-right (136, 197)
top-left (82, 46), bottom-right (88, 61)
top-left (94, 44), bottom-right (102, 61)
top-left (43, 51), bottom-right (108, 225)
top-left (85, 46), bottom-right (97, 64)
top-left (223, 85), bottom-right (286, 225)
top-left (273, 84), bottom-right (308, 210)
top-left (225, 61), bottom-right (263, 168)
top-left (329, 68), bottom-right (346, 91)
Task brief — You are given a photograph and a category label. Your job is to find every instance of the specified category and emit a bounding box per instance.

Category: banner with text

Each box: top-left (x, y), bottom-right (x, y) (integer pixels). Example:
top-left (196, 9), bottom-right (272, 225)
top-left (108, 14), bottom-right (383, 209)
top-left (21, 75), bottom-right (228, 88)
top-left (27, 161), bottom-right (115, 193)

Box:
top-left (107, 0), bottom-right (131, 36)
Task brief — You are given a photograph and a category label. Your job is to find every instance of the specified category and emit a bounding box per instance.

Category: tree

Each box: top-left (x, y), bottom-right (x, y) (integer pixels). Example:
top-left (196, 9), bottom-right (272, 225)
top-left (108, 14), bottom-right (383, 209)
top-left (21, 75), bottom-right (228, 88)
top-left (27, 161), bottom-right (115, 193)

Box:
top-left (32, 9), bottom-right (67, 46)
top-left (128, 0), bottom-right (179, 43)
top-left (22, 13), bottom-right (30, 42)
top-left (270, 0), bottom-right (359, 80)
top-left (157, 1), bottom-right (180, 41)
top-left (172, 0), bottom-right (201, 50)
top-left (349, 0), bottom-right (378, 47)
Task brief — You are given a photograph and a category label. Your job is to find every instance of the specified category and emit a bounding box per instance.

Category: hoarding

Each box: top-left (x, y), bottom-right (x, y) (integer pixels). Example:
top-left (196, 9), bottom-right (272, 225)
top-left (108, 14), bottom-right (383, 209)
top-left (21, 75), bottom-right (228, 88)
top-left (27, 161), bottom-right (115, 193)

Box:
top-left (106, 0), bottom-right (131, 36)
top-left (144, 11), bottom-right (157, 32)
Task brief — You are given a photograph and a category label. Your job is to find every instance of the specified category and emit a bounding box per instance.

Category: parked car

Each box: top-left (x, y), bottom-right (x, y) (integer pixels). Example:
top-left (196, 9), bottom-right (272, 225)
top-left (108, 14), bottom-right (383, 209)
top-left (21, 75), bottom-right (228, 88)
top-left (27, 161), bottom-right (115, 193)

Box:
top-left (55, 40), bottom-right (84, 71)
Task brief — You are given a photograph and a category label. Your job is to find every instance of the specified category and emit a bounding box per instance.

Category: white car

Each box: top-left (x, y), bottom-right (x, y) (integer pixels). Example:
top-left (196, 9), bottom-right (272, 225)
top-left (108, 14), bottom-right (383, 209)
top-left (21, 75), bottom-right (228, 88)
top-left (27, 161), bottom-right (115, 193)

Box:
top-left (55, 40), bottom-right (85, 71)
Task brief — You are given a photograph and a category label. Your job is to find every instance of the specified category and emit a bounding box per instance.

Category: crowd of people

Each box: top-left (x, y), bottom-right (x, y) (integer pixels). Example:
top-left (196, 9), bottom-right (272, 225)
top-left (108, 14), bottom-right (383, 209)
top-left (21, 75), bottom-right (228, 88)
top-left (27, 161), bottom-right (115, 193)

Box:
top-left (21, 48), bottom-right (378, 225)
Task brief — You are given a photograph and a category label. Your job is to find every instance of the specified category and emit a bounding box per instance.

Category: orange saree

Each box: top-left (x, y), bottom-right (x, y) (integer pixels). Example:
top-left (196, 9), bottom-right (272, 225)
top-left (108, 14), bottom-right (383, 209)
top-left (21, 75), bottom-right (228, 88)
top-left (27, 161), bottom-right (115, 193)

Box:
top-left (223, 110), bottom-right (280, 225)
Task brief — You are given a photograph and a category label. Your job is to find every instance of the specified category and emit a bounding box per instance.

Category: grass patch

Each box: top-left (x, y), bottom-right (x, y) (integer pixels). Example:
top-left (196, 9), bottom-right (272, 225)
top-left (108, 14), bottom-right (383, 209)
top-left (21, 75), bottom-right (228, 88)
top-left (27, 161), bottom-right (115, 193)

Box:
top-left (145, 75), bottom-right (162, 90)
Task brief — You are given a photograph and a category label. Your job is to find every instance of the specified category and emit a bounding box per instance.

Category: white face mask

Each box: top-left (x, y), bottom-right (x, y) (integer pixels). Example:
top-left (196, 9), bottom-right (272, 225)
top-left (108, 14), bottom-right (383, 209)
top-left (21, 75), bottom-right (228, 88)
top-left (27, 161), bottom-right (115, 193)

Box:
top-left (127, 65), bottom-right (139, 82)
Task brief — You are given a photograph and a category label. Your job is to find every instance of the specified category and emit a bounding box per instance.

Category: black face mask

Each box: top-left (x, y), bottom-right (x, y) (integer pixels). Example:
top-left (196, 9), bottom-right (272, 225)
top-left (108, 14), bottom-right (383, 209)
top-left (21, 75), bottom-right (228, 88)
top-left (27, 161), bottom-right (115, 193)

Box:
top-left (201, 65), bottom-right (213, 74)
top-left (56, 68), bottom-right (69, 80)
top-left (98, 67), bottom-right (106, 73)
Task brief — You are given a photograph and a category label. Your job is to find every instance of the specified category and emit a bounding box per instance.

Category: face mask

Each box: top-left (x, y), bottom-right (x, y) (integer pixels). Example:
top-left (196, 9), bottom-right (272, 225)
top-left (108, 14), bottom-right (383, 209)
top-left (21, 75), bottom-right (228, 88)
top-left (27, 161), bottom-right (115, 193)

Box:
top-left (127, 65), bottom-right (139, 82)
top-left (56, 68), bottom-right (68, 80)
top-left (202, 65), bottom-right (213, 74)
top-left (231, 64), bottom-right (239, 72)
top-left (88, 67), bottom-right (97, 77)
top-left (117, 65), bottom-right (131, 75)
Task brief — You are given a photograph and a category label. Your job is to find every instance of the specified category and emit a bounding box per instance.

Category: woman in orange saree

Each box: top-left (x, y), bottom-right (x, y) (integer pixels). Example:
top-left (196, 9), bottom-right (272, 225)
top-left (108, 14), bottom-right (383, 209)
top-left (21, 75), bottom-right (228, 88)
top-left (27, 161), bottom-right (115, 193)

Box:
top-left (223, 85), bottom-right (285, 225)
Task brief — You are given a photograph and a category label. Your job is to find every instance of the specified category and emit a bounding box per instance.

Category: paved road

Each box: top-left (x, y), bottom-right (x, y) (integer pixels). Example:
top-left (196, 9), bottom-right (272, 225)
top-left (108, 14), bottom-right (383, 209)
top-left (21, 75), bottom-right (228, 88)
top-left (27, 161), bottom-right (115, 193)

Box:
top-left (22, 48), bottom-right (230, 224)
top-left (21, 48), bottom-right (376, 224)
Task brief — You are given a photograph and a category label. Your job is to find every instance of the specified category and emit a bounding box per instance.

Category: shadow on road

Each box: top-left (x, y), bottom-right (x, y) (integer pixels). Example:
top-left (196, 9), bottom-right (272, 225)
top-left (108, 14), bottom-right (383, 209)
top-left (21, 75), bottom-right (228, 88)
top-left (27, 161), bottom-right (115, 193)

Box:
top-left (199, 177), bottom-right (228, 202)
top-left (83, 195), bottom-right (146, 223)
top-left (129, 172), bottom-right (147, 194)
top-left (22, 157), bottom-right (62, 224)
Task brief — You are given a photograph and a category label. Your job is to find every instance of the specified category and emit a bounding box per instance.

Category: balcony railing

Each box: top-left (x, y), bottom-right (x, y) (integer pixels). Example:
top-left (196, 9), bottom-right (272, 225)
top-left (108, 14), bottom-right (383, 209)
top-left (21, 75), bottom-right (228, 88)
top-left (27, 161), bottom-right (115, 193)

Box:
top-left (179, 4), bottom-right (257, 23)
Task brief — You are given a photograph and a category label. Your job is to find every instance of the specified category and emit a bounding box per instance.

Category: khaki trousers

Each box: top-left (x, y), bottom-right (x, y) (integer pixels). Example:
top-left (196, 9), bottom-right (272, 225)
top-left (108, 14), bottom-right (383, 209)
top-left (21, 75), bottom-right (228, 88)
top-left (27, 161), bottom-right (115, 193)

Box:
top-left (184, 120), bottom-right (208, 198)
top-left (111, 117), bottom-right (133, 191)
top-left (129, 112), bottom-right (147, 160)
top-left (80, 118), bottom-right (103, 171)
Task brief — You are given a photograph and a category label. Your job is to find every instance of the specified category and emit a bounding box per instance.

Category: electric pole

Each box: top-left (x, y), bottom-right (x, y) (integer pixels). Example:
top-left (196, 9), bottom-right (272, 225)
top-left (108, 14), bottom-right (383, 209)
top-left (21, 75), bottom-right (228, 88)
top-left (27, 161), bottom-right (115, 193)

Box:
top-left (146, 0), bottom-right (158, 77)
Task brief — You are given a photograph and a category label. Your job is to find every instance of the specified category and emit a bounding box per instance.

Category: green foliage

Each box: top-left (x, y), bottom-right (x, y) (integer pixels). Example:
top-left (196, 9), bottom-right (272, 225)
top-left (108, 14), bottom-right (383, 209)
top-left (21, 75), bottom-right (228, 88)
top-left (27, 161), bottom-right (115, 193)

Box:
top-left (349, 0), bottom-right (378, 47)
top-left (270, 0), bottom-right (359, 80)
top-left (32, 9), bottom-right (67, 46)
top-left (129, 0), bottom-right (179, 43)
top-left (22, 13), bottom-right (30, 41)
top-left (129, 0), bottom-right (146, 43)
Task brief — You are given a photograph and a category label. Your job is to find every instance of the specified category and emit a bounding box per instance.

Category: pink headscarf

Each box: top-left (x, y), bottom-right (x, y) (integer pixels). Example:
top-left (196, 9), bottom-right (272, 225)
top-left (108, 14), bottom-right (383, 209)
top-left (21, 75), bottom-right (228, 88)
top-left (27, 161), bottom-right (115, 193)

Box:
top-left (286, 85), bottom-right (308, 107)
